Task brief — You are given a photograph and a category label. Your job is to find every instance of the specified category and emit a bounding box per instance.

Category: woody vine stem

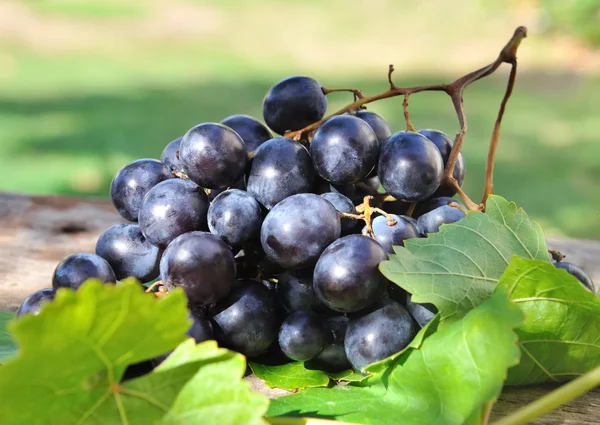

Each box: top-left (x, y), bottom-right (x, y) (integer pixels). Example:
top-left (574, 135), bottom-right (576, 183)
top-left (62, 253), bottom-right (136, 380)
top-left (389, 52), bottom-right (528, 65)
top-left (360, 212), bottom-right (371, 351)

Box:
top-left (284, 26), bottom-right (528, 213)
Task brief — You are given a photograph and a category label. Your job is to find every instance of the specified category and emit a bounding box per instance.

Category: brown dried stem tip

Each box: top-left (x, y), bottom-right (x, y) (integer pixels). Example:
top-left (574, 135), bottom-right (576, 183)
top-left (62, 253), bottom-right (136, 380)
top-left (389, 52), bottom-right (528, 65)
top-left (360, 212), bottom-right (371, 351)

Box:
top-left (284, 27), bottom-right (528, 213)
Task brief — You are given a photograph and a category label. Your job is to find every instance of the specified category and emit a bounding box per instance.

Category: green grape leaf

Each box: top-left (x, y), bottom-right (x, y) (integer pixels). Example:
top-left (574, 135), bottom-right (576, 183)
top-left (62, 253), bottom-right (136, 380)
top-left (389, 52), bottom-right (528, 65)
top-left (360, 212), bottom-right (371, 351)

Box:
top-left (0, 310), bottom-right (17, 363)
top-left (380, 195), bottom-right (548, 320)
top-left (499, 257), bottom-right (600, 385)
top-left (268, 289), bottom-right (523, 425)
top-left (249, 361), bottom-right (330, 391)
top-left (160, 341), bottom-right (268, 425)
top-left (327, 369), bottom-right (369, 383)
top-left (0, 280), bottom-right (192, 424)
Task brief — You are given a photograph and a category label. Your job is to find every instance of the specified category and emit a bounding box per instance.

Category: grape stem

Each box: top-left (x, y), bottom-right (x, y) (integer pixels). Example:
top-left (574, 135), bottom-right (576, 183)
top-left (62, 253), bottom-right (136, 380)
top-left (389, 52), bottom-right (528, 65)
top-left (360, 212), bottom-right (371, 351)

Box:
top-left (342, 195), bottom-right (397, 237)
top-left (284, 27), bottom-right (528, 212)
top-left (402, 94), bottom-right (416, 132)
top-left (322, 87), bottom-right (365, 101)
top-left (490, 364), bottom-right (600, 425)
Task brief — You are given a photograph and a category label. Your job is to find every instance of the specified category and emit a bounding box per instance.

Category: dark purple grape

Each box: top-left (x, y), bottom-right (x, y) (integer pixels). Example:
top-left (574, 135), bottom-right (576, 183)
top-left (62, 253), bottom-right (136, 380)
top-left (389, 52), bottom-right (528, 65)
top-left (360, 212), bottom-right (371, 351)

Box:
top-left (418, 129), bottom-right (466, 197)
top-left (414, 197), bottom-right (463, 218)
top-left (139, 179), bottom-right (209, 248)
top-left (310, 115), bottom-right (379, 184)
top-left (52, 253), bottom-right (116, 290)
top-left (110, 159), bottom-right (171, 222)
top-left (345, 299), bottom-right (416, 370)
top-left (278, 311), bottom-right (327, 361)
top-left (417, 205), bottom-right (466, 235)
top-left (277, 268), bottom-right (322, 313)
top-left (16, 288), bottom-right (55, 317)
top-left (378, 131), bottom-right (444, 202)
top-left (310, 316), bottom-right (351, 372)
top-left (321, 192), bottom-right (357, 233)
top-left (314, 235), bottom-right (388, 313)
top-left (179, 123), bottom-right (248, 189)
top-left (187, 311), bottom-right (214, 343)
top-left (418, 130), bottom-right (454, 162)
top-left (212, 280), bottom-right (279, 357)
top-left (406, 293), bottom-right (437, 328)
top-left (260, 193), bottom-right (341, 269)
top-left (208, 189), bottom-right (264, 248)
top-left (95, 223), bottom-right (162, 282)
top-left (366, 214), bottom-right (420, 254)
top-left (221, 114), bottom-right (272, 152)
top-left (555, 262), bottom-right (595, 291)
top-left (160, 232), bottom-right (235, 306)
top-left (432, 152), bottom-right (466, 197)
top-left (160, 137), bottom-right (183, 174)
top-left (263, 76), bottom-right (327, 135)
top-left (351, 110), bottom-right (392, 143)
top-left (246, 138), bottom-right (315, 209)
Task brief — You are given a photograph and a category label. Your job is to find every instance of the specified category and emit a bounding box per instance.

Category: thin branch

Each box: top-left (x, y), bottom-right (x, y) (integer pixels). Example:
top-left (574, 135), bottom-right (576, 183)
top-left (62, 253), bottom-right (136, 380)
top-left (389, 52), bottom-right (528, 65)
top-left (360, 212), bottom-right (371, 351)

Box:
top-left (388, 64), bottom-right (397, 89)
top-left (282, 27), bottom-right (527, 213)
top-left (481, 59), bottom-right (518, 207)
top-left (402, 94), bottom-right (415, 132)
top-left (322, 87), bottom-right (365, 100)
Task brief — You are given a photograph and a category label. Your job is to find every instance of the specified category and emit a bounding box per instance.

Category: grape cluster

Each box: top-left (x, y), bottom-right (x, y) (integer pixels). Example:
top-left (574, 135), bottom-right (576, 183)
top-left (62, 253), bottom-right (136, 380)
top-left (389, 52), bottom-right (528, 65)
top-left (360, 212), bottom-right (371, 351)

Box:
top-left (16, 75), bottom-right (595, 373)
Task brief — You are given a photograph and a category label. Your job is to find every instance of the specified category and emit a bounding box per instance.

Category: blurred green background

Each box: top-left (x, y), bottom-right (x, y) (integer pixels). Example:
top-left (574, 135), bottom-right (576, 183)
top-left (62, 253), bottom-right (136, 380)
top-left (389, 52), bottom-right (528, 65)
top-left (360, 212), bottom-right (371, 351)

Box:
top-left (0, 0), bottom-right (599, 238)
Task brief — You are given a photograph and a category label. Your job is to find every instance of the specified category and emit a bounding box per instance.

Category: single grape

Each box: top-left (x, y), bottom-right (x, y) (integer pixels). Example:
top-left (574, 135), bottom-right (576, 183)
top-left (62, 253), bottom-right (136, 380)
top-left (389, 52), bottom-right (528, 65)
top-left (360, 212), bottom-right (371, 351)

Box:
top-left (278, 311), bottom-right (328, 361)
top-left (160, 137), bottom-right (183, 174)
top-left (187, 310), bottom-right (214, 343)
top-left (321, 192), bottom-right (357, 233)
top-left (208, 189), bottom-right (264, 248)
top-left (95, 223), bottom-right (162, 282)
top-left (212, 280), bottom-right (279, 357)
top-left (406, 293), bottom-right (438, 328)
top-left (344, 299), bottom-right (416, 371)
top-left (417, 205), bottom-right (466, 235)
top-left (110, 159), bottom-right (171, 222)
top-left (16, 288), bottom-right (55, 317)
top-left (418, 129), bottom-right (454, 162)
top-left (52, 253), bottom-right (116, 290)
top-left (277, 268), bottom-right (322, 313)
top-left (378, 131), bottom-right (444, 202)
top-left (310, 316), bottom-right (351, 372)
top-left (221, 114), bottom-right (272, 152)
top-left (246, 137), bottom-right (315, 209)
top-left (366, 214), bottom-right (420, 254)
top-left (138, 179), bottom-right (209, 248)
top-left (413, 196), bottom-right (463, 218)
top-left (310, 115), bottom-right (379, 184)
top-left (314, 235), bottom-right (388, 313)
top-left (179, 123), bottom-right (248, 189)
top-left (351, 110), bottom-right (392, 143)
top-left (263, 76), bottom-right (327, 135)
top-left (555, 262), bottom-right (595, 291)
top-left (260, 193), bottom-right (341, 269)
top-left (418, 129), bottom-right (466, 197)
top-left (160, 231), bottom-right (235, 306)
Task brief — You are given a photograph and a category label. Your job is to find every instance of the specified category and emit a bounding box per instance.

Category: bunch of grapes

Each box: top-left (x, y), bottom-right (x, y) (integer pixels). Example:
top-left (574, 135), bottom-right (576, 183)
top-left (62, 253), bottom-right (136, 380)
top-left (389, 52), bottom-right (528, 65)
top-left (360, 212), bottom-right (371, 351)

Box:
top-left (16, 75), bottom-right (594, 373)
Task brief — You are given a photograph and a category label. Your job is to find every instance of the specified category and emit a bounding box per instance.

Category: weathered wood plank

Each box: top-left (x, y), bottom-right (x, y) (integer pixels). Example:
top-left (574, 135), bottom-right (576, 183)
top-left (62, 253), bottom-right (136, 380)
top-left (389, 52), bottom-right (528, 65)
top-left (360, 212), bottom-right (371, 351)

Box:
top-left (1, 191), bottom-right (599, 423)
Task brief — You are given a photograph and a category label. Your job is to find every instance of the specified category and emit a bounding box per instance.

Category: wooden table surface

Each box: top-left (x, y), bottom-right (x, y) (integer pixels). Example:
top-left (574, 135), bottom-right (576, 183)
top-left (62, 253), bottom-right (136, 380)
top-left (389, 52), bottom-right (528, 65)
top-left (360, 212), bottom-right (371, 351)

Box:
top-left (1, 191), bottom-right (599, 424)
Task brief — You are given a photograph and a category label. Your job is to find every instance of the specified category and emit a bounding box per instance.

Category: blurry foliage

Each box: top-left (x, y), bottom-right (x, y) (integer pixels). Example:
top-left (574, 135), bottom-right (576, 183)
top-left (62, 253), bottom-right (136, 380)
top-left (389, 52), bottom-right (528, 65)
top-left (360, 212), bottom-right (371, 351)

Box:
top-left (541, 0), bottom-right (600, 46)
